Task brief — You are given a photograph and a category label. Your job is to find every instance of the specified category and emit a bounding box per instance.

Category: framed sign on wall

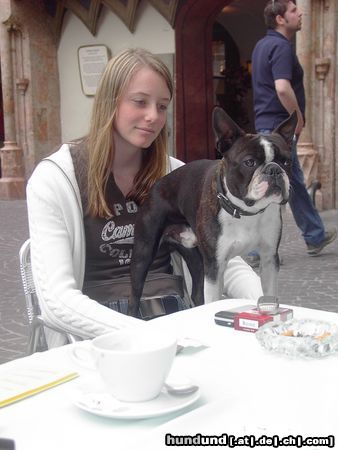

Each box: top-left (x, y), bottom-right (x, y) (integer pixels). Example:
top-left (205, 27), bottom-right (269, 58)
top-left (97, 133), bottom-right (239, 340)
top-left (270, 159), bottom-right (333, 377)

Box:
top-left (78, 45), bottom-right (110, 96)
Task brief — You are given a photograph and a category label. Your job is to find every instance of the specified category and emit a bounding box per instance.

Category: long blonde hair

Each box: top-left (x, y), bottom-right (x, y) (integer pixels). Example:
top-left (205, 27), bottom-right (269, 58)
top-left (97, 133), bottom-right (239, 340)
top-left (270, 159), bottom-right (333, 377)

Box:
top-left (86, 48), bottom-right (173, 217)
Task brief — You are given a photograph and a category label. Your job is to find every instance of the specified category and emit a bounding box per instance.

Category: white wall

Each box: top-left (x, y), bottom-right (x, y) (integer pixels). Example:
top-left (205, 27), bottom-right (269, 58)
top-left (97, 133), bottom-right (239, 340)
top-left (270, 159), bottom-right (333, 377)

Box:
top-left (57, 0), bottom-right (175, 142)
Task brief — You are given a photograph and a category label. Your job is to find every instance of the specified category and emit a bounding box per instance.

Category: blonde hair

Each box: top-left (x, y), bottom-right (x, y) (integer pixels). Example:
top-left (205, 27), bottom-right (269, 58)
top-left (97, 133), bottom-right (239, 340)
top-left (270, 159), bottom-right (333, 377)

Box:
top-left (86, 48), bottom-right (173, 217)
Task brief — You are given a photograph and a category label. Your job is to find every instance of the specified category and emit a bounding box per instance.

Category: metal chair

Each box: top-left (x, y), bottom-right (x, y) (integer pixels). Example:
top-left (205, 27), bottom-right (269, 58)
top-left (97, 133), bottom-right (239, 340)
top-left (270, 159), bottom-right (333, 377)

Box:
top-left (307, 180), bottom-right (321, 207)
top-left (19, 239), bottom-right (77, 355)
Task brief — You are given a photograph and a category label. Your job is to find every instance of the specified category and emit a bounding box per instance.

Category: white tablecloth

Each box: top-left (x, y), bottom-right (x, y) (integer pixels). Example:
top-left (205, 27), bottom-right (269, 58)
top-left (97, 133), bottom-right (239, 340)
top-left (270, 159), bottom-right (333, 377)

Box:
top-left (1, 299), bottom-right (338, 449)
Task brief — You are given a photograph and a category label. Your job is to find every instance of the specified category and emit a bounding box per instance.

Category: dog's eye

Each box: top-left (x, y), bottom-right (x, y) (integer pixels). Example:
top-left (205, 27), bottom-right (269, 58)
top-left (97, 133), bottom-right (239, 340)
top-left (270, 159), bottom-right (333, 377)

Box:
top-left (281, 159), bottom-right (291, 167)
top-left (243, 158), bottom-right (256, 168)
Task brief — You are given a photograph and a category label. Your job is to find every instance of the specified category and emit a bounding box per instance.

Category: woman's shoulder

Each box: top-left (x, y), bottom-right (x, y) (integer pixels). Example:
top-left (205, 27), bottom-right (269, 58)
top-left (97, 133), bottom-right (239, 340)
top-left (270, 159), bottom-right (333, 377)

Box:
top-left (28, 143), bottom-right (74, 184)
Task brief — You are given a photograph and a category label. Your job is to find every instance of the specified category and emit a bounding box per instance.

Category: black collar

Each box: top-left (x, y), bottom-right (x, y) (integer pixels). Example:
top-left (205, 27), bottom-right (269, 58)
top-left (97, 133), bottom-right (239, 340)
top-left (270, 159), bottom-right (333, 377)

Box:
top-left (216, 163), bottom-right (267, 219)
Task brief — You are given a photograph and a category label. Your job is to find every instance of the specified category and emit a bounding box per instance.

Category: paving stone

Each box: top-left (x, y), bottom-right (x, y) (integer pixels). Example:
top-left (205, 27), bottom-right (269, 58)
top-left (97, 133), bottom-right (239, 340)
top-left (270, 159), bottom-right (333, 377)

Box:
top-left (0, 200), bottom-right (30, 364)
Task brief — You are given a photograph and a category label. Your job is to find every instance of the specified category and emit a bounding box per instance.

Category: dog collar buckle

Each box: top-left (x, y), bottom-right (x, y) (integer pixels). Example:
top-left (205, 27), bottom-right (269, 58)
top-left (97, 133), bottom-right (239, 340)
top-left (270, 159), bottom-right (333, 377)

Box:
top-left (217, 192), bottom-right (241, 219)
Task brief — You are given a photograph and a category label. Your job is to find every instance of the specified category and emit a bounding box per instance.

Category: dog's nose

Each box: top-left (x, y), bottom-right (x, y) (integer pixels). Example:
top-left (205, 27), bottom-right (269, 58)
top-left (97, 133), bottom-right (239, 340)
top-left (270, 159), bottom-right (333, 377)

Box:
top-left (262, 163), bottom-right (283, 176)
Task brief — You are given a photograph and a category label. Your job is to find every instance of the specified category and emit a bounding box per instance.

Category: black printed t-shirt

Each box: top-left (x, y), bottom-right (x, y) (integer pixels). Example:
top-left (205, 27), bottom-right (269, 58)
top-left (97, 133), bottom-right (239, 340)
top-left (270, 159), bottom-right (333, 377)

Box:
top-left (83, 175), bottom-right (172, 297)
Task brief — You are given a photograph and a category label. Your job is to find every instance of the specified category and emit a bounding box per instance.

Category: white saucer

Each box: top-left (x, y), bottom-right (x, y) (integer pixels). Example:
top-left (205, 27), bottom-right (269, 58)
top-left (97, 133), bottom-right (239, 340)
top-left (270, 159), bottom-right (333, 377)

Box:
top-left (73, 386), bottom-right (200, 420)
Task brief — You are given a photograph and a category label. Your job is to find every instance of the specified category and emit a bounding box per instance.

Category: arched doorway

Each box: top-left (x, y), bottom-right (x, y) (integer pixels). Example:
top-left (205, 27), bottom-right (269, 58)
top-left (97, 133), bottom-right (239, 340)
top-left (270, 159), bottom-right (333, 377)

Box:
top-left (174, 0), bottom-right (231, 162)
top-left (174, 0), bottom-right (266, 162)
top-left (212, 22), bottom-right (252, 136)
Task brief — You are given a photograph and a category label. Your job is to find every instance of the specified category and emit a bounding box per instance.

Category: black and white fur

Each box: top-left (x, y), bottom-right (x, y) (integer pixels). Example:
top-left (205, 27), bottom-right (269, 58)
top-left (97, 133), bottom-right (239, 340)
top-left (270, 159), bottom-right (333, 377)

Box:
top-left (128, 107), bottom-right (297, 317)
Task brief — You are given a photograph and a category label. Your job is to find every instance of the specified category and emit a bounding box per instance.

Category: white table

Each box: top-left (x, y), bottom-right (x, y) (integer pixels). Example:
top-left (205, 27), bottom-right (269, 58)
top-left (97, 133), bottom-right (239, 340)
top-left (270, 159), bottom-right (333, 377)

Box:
top-left (1, 299), bottom-right (338, 450)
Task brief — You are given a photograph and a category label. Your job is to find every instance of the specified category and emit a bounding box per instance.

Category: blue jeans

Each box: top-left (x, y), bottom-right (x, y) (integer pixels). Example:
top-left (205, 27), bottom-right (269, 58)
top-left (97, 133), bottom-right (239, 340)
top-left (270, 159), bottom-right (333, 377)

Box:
top-left (258, 130), bottom-right (325, 246)
top-left (101, 294), bottom-right (189, 320)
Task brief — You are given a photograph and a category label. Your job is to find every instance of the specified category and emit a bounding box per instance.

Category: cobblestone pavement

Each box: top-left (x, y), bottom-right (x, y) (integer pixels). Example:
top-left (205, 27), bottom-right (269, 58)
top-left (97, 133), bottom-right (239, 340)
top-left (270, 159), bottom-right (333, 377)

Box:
top-left (0, 200), bottom-right (337, 364)
top-left (0, 201), bottom-right (30, 364)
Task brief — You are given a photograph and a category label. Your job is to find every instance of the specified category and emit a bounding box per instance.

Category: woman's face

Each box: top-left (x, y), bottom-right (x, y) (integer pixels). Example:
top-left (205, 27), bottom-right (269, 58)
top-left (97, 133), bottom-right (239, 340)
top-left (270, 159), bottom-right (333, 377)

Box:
top-left (114, 67), bottom-right (171, 151)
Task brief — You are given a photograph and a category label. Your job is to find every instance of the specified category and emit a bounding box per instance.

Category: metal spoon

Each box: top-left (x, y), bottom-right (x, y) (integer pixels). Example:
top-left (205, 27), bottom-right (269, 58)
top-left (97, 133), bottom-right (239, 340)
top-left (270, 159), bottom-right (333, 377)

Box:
top-left (164, 381), bottom-right (199, 396)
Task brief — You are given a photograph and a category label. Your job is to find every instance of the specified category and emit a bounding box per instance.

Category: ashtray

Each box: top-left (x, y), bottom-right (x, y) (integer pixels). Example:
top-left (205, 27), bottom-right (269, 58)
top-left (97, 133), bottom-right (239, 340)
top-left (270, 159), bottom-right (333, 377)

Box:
top-left (256, 318), bottom-right (338, 358)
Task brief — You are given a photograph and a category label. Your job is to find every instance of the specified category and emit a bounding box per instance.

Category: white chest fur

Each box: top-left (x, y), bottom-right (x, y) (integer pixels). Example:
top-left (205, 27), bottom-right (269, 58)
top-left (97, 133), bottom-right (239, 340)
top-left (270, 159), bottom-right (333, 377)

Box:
top-left (216, 203), bottom-right (282, 264)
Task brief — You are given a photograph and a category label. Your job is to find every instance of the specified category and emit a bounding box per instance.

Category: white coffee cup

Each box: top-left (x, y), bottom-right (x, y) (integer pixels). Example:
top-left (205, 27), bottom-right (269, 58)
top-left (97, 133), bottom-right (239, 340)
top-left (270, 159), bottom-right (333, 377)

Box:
top-left (71, 328), bottom-right (177, 402)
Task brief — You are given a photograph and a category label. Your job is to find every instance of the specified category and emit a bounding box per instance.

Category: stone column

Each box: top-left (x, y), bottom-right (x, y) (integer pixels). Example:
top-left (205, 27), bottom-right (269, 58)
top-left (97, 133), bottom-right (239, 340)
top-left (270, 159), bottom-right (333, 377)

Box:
top-left (296, 0), bottom-right (319, 189)
top-left (0, 18), bottom-right (25, 199)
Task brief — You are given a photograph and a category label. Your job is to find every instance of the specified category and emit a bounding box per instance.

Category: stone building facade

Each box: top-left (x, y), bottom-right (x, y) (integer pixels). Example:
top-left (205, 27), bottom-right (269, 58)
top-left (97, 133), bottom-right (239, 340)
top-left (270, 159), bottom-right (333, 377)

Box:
top-left (296, 0), bottom-right (337, 210)
top-left (0, 0), bottom-right (337, 210)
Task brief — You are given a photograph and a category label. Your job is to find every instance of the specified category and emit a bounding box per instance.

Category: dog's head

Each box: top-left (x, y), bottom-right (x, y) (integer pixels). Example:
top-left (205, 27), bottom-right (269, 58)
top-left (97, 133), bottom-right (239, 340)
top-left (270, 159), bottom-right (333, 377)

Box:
top-left (213, 107), bottom-right (297, 210)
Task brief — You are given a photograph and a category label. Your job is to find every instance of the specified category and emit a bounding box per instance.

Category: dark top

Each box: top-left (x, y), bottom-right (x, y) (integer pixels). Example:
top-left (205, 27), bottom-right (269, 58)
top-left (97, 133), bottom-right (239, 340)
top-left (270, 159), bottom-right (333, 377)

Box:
top-left (69, 142), bottom-right (183, 304)
top-left (252, 29), bottom-right (305, 131)
top-left (83, 174), bottom-right (171, 283)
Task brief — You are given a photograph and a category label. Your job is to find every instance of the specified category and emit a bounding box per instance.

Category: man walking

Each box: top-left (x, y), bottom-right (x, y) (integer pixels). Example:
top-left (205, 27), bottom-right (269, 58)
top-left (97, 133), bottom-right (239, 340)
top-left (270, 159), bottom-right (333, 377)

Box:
top-left (249, 0), bottom-right (336, 266)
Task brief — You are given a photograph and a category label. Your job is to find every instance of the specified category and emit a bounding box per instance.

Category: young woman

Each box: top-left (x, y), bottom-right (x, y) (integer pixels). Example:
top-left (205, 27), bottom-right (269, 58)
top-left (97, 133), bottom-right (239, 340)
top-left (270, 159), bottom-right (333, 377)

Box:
top-left (27, 48), bottom-right (263, 348)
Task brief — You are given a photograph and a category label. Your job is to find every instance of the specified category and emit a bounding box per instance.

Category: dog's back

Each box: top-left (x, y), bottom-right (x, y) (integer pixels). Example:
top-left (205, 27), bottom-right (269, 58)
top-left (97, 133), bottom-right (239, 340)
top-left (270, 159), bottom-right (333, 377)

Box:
top-left (146, 159), bottom-right (219, 230)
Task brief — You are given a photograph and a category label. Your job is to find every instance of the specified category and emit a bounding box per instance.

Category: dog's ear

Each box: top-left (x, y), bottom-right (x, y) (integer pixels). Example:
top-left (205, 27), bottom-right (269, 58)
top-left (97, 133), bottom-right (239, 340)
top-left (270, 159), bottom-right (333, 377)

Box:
top-left (212, 107), bottom-right (245, 155)
top-left (273, 111), bottom-right (298, 147)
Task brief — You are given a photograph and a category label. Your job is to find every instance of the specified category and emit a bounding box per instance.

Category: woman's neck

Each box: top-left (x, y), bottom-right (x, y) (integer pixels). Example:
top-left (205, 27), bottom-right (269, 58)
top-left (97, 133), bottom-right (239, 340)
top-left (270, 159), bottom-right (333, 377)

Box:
top-left (112, 139), bottom-right (143, 197)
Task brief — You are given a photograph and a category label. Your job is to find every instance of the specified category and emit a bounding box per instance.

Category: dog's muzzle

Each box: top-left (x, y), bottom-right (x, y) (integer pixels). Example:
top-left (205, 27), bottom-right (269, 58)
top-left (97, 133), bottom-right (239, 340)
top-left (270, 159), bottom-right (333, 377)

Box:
top-left (262, 162), bottom-right (284, 178)
top-left (262, 162), bottom-right (289, 201)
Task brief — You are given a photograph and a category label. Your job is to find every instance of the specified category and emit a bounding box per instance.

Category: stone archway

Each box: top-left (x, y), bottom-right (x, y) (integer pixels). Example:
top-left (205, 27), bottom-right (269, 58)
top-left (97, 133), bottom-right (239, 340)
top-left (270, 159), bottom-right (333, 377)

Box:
top-left (174, 0), bottom-right (231, 162)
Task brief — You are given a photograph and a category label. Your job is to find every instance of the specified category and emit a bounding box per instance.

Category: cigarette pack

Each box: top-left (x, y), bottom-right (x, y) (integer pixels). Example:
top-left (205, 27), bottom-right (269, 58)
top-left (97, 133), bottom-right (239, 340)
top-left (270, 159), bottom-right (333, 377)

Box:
top-left (214, 305), bottom-right (256, 328)
top-left (234, 307), bottom-right (293, 333)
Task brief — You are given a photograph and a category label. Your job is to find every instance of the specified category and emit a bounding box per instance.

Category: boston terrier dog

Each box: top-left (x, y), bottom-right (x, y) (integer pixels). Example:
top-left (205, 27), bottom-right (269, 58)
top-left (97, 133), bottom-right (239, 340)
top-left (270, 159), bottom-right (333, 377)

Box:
top-left (128, 107), bottom-right (297, 317)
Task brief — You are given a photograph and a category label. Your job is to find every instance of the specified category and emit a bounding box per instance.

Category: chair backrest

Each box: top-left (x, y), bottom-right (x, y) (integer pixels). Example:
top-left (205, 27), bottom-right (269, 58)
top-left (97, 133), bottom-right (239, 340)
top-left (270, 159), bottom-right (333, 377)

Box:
top-left (19, 239), bottom-right (77, 353)
top-left (19, 239), bottom-right (40, 324)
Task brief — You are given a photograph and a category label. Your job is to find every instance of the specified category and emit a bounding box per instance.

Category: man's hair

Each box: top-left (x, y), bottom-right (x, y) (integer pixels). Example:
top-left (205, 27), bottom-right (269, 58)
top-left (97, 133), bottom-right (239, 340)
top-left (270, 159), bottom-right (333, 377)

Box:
top-left (264, 0), bottom-right (292, 29)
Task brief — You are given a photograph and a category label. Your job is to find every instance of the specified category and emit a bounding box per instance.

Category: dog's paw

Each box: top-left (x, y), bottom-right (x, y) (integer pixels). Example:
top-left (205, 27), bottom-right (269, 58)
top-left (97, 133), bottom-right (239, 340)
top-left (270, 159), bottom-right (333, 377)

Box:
top-left (127, 303), bottom-right (139, 318)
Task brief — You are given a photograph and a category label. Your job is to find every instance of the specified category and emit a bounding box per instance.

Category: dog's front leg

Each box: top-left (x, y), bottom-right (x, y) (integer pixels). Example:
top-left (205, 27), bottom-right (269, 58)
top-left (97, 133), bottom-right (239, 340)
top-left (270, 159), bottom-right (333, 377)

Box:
top-left (129, 209), bottom-right (167, 317)
top-left (173, 245), bottom-right (205, 306)
top-left (162, 224), bottom-right (205, 306)
top-left (197, 219), bottom-right (226, 303)
top-left (204, 276), bottom-right (223, 303)
top-left (259, 212), bottom-right (282, 297)
top-left (259, 252), bottom-right (280, 296)
top-left (183, 246), bottom-right (205, 306)
top-left (202, 250), bottom-right (226, 303)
